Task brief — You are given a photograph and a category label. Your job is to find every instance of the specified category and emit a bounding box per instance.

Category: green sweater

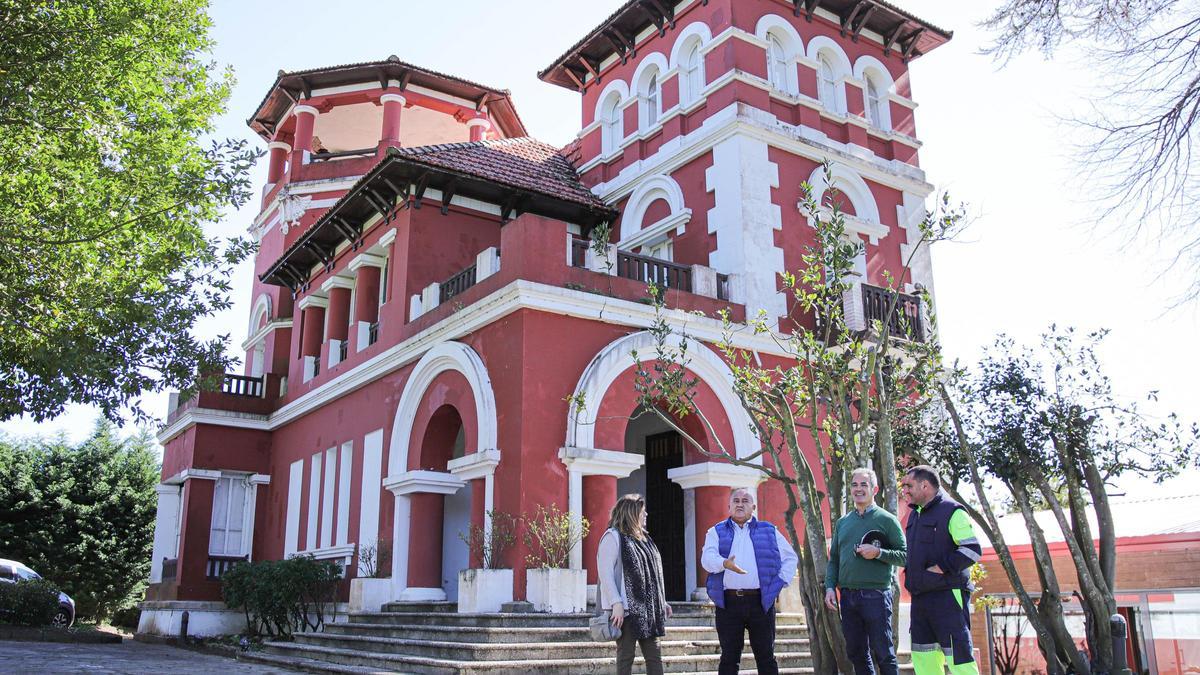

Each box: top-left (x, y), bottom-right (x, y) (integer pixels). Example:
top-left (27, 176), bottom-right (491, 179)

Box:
top-left (826, 505), bottom-right (907, 590)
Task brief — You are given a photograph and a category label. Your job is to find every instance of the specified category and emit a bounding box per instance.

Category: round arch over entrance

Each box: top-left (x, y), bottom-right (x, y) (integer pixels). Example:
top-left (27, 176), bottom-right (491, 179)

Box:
top-left (383, 341), bottom-right (500, 601)
top-left (564, 330), bottom-right (759, 459)
top-left (387, 341), bottom-right (498, 477)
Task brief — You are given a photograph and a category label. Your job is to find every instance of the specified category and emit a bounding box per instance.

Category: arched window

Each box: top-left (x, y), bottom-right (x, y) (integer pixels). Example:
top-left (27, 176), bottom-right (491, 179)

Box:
top-left (645, 73), bottom-right (659, 126)
top-left (681, 41), bottom-right (704, 104)
top-left (866, 76), bottom-right (883, 128)
top-left (818, 53), bottom-right (838, 111)
top-left (768, 33), bottom-right (790, 93)
top-left (601, 93), bottom-right (623, 156)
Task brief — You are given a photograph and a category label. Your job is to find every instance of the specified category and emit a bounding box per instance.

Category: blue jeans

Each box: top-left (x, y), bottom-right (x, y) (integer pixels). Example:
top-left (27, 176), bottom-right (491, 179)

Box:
top-left (840, 588), bottom-right (899, 675)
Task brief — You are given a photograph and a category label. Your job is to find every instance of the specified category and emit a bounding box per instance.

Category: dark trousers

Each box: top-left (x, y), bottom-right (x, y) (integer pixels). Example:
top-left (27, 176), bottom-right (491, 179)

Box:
top-left (716, 591), bottom-right (778, 675)
top-left (615, 627), bottom-right (662, 675)
top-left (839, 588), bottom-right (899, 675)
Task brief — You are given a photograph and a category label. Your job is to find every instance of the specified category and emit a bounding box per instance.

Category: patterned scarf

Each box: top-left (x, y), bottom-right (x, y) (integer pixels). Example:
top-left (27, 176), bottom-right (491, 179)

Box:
top-left (618, 531), bottom-right (667, 639)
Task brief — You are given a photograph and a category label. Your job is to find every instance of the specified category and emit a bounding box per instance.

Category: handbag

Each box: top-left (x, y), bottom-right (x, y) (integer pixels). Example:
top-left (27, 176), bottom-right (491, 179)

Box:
top-left (589, 609), bottom-right (622, 642)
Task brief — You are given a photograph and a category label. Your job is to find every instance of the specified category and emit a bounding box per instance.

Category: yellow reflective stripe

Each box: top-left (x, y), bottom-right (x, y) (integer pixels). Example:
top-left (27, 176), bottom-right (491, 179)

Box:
top-left (911, 649), bottom-right (946, 675)
top-left (948, 509), bottom-right (976, 544)
top-left (953, 588), bottom-right (964, 609)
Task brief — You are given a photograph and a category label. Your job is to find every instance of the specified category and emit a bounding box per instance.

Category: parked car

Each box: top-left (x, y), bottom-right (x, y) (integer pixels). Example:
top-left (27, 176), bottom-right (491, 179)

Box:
top-left (0, 558), bottom-right (75, 628)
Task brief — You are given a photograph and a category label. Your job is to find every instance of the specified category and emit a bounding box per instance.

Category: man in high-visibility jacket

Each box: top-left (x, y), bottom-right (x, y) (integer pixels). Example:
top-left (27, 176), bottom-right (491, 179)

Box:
top-left (901, 465), bottom-right (982, 675)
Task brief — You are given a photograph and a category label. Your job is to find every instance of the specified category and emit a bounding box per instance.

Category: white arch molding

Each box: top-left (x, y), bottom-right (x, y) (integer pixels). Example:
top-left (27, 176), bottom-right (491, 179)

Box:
top-left (619, 174), bottom-right (692, 251)
top-left (755, 14), bottom-right (804, 95)
top-left (383, 341), bottom-right (499, 601)
top-left (804, 164), bottom-right (888, 243)
top-left (565, 330), bottom-right (759, 460)
top-left (853, 55), bottom-right (896, 131)
top-left (669, 22), bottom-right (713, 106)
top-left (631, 52), bottom-right (669, 132)
top-left (249, 293), bottom-right (272, 335)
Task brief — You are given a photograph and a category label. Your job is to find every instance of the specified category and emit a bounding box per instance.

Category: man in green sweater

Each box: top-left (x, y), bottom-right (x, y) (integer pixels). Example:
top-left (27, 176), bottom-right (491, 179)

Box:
top-left (824, 467), bottom-right (907, 675)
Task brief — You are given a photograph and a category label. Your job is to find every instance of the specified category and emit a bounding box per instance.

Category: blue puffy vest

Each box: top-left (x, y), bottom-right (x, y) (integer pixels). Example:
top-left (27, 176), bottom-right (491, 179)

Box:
top-left (705, 517), bottom-right (785, 612)
top-left (903, 492), bottom-right (971, 595)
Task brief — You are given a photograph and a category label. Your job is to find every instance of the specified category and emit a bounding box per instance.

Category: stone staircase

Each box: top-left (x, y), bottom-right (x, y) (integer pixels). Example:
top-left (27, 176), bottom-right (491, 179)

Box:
top-left (240, 601), bottom-right (818, 674)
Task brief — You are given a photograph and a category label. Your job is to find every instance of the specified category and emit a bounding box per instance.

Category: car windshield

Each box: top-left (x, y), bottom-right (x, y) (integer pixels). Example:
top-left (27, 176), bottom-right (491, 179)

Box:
top-left (14, 565), bottom-right (40, 581)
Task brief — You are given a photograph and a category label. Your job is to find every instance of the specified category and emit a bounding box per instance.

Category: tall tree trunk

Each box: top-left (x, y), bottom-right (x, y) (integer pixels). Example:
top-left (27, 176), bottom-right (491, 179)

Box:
top-left (1012, 485), bottom-right (1092, 674)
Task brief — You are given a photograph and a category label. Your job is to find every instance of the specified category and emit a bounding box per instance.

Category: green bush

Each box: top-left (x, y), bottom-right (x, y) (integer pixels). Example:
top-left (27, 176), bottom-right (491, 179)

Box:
top-left (221, 556), bottom-right (342, 638)
top-left (110, 605), bottom-right (141, 632)
top-left (0, 578), bottom-right (61, 626)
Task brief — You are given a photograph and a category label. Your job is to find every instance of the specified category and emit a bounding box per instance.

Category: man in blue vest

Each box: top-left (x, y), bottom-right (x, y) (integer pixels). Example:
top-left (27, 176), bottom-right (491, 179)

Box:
top-left (901, 465), bottom-right (982, 675)
top-left (701, 487), bottom-right (799, 675)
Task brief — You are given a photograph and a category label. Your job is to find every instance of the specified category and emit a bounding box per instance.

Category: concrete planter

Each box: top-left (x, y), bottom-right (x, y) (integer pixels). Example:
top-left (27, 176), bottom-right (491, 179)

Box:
top-left (457, 568), bottom-right (513, 613)
top-left (349, 577), bottom-right (392, 613)
top-left (526, 568), bottom-right (586, 613)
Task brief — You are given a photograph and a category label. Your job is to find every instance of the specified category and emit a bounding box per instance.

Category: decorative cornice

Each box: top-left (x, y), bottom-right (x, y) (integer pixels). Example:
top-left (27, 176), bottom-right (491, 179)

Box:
top-left (558, 446), bottom-right (645, 478)
top-left (383, 470), bottom-right (467, 496)
top-left (667, 462), bottom-right (765, 491)
top-left (447, 449), bottom-right (501, 481)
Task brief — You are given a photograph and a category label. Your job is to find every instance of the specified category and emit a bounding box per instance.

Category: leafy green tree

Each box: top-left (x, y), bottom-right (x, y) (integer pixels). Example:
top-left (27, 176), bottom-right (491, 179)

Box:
top-left (897, 328), bottom-right (1198, 673)
top-left (0, 421), bottom-right (159, 619)
top-left (0, 0), bottom-right (258, 422)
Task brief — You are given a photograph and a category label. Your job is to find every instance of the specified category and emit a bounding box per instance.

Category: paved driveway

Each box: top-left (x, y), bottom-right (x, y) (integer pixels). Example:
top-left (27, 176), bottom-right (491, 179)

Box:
top-left (0, 640), bottom-right (297, 674)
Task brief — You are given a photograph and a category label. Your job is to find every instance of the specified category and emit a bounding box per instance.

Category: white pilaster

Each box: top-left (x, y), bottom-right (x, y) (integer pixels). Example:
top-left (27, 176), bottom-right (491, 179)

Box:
top-left (558, 447), bottom-right (646, 570)
top-left (705, 135), bottom-right (786, 321)
top-left (149, 485), bottom-right (182, 583)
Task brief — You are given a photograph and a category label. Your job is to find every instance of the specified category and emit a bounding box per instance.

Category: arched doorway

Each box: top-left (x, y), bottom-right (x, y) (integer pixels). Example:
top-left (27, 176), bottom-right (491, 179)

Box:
top-left (621, 405), bottom-right (710, 602)
top-left (414, 405), bottom-right (469, 601)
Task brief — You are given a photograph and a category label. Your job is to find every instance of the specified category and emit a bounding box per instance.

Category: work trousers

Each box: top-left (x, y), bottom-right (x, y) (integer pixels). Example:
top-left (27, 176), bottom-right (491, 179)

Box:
top-left (715, 591), bottom-right (778, 675)
top-left (839, 588), bottom-right (899, 675)
top-left (910, 588), bottom-right (979, 675)
top-left (615, 627), bottom-right (662, 675)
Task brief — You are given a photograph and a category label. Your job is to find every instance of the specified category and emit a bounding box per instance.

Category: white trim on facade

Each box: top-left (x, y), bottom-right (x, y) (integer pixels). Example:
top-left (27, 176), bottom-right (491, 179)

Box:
top-left (337, 442), bottom-right (353, 547)
top-left (285, 459), bottom-right (303, 557)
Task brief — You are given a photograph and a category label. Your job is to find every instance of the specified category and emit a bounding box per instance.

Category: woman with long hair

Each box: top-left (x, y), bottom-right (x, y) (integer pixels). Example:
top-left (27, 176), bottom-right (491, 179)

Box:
top-left (596, 493), bottom-right (672, 675)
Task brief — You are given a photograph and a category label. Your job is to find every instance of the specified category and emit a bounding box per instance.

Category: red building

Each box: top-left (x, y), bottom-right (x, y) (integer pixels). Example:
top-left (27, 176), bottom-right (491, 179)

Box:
top-left (140, 0), bottom-right (950, 635)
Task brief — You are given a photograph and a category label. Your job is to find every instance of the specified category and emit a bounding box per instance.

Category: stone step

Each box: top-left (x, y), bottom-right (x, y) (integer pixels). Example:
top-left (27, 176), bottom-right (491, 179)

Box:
top-left (294, 631), bottom-right (813, 662)
top-left (323, 621), bottom-right (811, 643)
top-left (261, 640), bottom-right (815, 674)
top-left (347, 611), bottom-right (807, 629)
top-left (381, 601), bottom-right (458, 614)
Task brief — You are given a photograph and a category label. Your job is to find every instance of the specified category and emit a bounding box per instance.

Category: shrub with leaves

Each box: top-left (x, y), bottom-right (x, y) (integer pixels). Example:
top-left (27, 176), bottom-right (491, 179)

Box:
top-left (459, 511), bottom-right (517, 570)
top-left (523, 504), bottom-right (589, 570)
top-left (221, 556), bottom-right (342, 638)
top-left (0, 578), bottom-right (61, 626)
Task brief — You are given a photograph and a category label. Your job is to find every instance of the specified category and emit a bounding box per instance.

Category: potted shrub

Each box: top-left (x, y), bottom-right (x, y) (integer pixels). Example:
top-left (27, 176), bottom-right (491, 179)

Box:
top-left (349, 539), bottom-right (392, 612)
top-left (456, 511), bottom-right (516, 613)
top-left (523, 504), bottom-right (589, 613)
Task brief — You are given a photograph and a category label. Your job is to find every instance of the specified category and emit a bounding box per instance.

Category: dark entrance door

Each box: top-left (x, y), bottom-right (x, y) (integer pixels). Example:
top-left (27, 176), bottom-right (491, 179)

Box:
top-left (645, 431), bottom-right (685, 601)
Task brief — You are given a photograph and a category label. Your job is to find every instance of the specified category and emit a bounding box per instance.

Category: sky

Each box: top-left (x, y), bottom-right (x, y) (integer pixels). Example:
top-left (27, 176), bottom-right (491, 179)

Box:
top-left (4, 0), bottom-right (1196, 492)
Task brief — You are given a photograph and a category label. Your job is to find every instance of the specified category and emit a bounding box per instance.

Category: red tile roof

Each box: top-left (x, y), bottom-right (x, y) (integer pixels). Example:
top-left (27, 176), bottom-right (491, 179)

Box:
top-left (393, 137), bottom-right (607, 210)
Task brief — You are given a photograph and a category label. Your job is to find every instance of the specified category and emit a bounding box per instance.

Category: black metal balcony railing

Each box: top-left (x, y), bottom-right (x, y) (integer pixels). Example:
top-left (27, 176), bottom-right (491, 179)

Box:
top-left (439, 264), bottom-right (478, 304)
top-left (161, 557), bottom-right (178, 581)
top-left (368, 321), bottom-right (379, 346)
top-left (205, 555), bottom-right (248, 581)
top-left (338, 340), bottom-right (348, 363)
top-left (616, 250), bottom-right (692, 293)
top-left (862, 283), bottom-right (925, 342)
top-left (221, 374), bottom-right (264, 398)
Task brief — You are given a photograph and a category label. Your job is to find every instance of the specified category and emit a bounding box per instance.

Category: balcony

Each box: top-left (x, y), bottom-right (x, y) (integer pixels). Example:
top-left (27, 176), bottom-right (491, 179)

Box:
top-left (570, 237), bottom-right (732, 302)
top-left (205, 554), bottom-right (248, 581)
top-left (220, 373), bottom-right (264, 398)
top-left (818, 282), bottom-right (925, 343)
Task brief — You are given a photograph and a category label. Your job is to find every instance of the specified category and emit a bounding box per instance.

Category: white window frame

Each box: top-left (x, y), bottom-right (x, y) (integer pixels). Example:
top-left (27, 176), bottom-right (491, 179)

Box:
top-left (601, 93), bottom-right (623, 156)
top-left (681, 41), bottom-right (704, 105)
top-left (818, 54), bottom-right (839, 112)
top-left (209, 474), bottom-right (253, 557)
top-left (768, 34), bottom-right (790, 93)
top-left (866, 76), bottom-right (883, 128)
top-left (644, 73), bottom-right (660, 128)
